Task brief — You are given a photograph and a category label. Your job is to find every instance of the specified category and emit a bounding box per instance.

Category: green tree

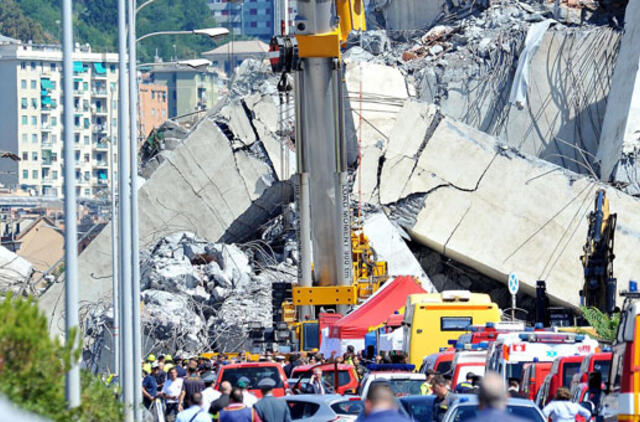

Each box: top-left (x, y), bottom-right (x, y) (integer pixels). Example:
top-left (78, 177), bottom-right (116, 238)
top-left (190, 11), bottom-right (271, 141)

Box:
top-left (580, 306), bottom-right (620, 342)
top-left (0, 0), bottom-right (47, 42)
top-left (0, 294), bottom-right (123, 421)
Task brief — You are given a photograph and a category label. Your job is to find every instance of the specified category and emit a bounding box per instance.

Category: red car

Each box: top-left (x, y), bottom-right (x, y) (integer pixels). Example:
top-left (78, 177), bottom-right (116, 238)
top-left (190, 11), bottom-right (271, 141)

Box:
top-left (291, 364), bottom-right (359, 395)
top-left (520, 361), bottom-right (552, 401)
top-left (215, 362), bottom-right (289, 399)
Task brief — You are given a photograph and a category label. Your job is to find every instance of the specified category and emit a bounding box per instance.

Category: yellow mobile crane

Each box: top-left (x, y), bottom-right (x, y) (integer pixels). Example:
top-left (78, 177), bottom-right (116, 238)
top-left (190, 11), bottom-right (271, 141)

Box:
top-left (263, 0), bottom-right (389, 353)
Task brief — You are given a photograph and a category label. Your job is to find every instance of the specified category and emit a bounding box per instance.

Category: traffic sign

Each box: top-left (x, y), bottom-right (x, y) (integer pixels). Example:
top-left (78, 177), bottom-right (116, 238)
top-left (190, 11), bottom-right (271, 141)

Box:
top-left (508, 273), bottom-right (519, 295)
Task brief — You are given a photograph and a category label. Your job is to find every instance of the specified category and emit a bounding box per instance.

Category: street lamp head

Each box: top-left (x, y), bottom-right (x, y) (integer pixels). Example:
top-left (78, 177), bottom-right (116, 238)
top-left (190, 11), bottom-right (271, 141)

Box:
top-left (192, 28), bottom-right (229, 39)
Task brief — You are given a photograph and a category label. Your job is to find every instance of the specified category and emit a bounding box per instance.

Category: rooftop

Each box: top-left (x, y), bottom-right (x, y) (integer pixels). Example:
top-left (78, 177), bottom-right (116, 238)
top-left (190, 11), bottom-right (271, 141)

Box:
top-left (202, 40), bottom-right (269, 57)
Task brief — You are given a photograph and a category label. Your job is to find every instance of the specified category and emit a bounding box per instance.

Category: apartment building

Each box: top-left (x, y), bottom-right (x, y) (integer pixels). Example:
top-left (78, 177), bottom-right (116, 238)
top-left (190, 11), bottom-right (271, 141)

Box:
top-left (202, 40), bottom-right (269, 74)
top-left (0, 41), bottom-right (119, 199)
top-left (149, 63), bottom-right (220, 119)
top-left (207, 0), bottom-right (297, 41)
top-left (138, 83), bottom-right (168, 139)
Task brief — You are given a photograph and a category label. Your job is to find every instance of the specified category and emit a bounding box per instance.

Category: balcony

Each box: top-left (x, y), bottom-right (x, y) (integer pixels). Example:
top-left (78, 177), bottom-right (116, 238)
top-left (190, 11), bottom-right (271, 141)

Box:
top-left (93, 107), bottom-right (108, 116)
top-left (41, 124), bottom-right (52, 132)
top-left (93, 141), bottom-right (109, 150)
top-left (91, 89), bottom-right (108, 98)
top-left (94, 160), bottom-right (109, 168)
top-left (92, 124), bottom-right (108, 134)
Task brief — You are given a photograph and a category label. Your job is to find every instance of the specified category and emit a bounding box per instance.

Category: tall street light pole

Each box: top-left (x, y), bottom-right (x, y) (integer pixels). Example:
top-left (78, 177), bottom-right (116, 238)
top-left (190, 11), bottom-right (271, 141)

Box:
top-left (61, 0), bottom-right (80, 408)
top-left (117, 0), bottom-right (133, 420)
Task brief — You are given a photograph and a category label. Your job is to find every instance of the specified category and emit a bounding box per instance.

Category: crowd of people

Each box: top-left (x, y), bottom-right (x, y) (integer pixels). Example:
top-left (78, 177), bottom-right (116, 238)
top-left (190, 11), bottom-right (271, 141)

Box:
top-left (138, 349), bottom-right (597, 422)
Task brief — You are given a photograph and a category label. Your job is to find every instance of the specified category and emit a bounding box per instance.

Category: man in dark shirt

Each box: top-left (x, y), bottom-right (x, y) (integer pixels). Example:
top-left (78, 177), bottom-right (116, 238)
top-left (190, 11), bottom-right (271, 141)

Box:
top-left (142, 363), bottom-right (160, 408)
top-left (179, 361), bottom-right (205, 411)
top-left (209, 381), bottom-right (232, 417)
top-left (432, 375), bottom-right (452, 422)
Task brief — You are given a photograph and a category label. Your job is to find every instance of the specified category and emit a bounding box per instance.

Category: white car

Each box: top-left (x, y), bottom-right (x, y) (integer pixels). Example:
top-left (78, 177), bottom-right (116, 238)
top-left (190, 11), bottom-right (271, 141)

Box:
top-left (359, 372), bottom-right (426, 399)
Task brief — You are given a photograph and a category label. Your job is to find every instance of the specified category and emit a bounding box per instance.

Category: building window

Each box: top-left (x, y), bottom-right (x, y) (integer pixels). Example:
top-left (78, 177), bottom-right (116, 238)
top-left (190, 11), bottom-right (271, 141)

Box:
top-left (84, 153), bottom-right (90, 162)
top-left (51, 116), bottom-right (57, 126)
top-left (74, 133), bottom-right (80, 143)
top-left (50, 63), bottom-right (56, 72)
top-left (21, 133), bottom-right (28, 143)
top-left (250, 21), bottom-right (257, 27)
top-left (21, 98), bottom-right (27, 109)
top-left (74, 116), bottom-right (80, 127)
top-left (84, 135), bottom-right (90, 145)
top-left (22, 152), bottom-right (28, 161)
top-left (84, 171), bottom-right (90, 181)
top-left (110, 64), bottom-right (116, 73)
top-left (31, 80), bottom-right (36, 89)
top-left (32, 170), bottom-right (38, 179)
top-left (151, 109), bottom-right (155, 117)
top-left (32, 152), bottom-right (38, 161)
top-left (31, 62), bottom-right (36, 70)
top-left (21, 79), bottom-right (27, 89)
top-left (32, 134), bottom-right (37, 143)
top-left (52, 170), bottom-right (58, 180)
top-left (51, 81), bottom-right (56, 90)
top-left (75, 170), bottom-right (80, 181)
top-left (52, 152), bottom-right (57, 162)
top-left (20, 62), bottom-right (26, 70)
top-left (161, 109), bottom-right (166, 118)
top-left (52, 134), bottom-right (57, 144)
top-left (31, 98), bottom-right (38, 109)
top-left (83, 81), bottom-right (89, 91)
top-left (250, 8), bottom-right (257, 14)
top-left (112, 118), bottom-right (117, 127)
top-left (84, 188), bottom-right (90, 196)
top-left (84, 118), bottom-right (90, 129)
top-left (23, 170), bottom-right (28, 179)
top-left (74, 151), bottom-right (80, 162)
top-left (151, 91), bottom-right (155, 99)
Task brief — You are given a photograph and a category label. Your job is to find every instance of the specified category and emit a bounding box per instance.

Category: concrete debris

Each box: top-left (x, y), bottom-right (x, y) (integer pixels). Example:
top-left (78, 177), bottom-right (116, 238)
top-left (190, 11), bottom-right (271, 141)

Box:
top-left (85, 232), bottom-right (284, 363)
top-left (369, 99), bottom-right (640, 307)
top-left (229, 59), bottom-right (275, 99)
top-left (0, 245), bottom-right (33, 294)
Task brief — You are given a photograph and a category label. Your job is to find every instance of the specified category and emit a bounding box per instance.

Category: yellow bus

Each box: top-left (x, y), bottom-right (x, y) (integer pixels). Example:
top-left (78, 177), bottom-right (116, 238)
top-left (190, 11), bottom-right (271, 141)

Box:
top-left (402, 290), bottom-right (501, 368)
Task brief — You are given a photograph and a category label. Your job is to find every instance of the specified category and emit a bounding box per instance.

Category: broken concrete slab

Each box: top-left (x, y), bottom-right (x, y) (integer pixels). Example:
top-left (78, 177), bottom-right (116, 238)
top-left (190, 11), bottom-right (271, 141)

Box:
top-left (597, 0), bottom-right (640, 190)
top-left (369, 0), bottom-right (447, 31)
top-left (39, 117), bottom-right (278, 336)
top-left (220, 102), bottom-right (257, 146)
top-left (377, 108), bottom-right (640, 306)
top-left (0, 245), bottom-right (33, 294)
top-left (362, 212), bottom-right (434, 291)
top-left (343, 61), bottom-right (411, 202)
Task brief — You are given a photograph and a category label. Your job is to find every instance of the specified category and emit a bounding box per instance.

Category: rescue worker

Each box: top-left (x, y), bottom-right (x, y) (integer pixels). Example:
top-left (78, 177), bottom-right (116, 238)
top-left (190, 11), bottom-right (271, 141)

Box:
top-left (432, 375), bottom-right (451, 422)
top-left (542, 387), bottom-right (592, 422)
top-left (420, 369), bottom-right (435, 395)
top-left (142, 362), bottom-right (160, 409)
top-left (237, 377), bottom-right (258, 407)
top-left (455, 373), bottom-right (476, 394)
top-left (179, 361), bottom-right (205, 411)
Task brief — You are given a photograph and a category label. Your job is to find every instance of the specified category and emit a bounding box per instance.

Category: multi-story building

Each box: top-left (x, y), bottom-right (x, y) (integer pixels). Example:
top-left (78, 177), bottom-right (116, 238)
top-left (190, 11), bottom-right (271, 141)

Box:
top-left (207, 0), bottom-right (297, 41)
top-left (0, 41), bottom-right (119, 199)
top-left (148, 63), bottom-right (220, 119)
top-left (138, 83), bottom-right (168, 140)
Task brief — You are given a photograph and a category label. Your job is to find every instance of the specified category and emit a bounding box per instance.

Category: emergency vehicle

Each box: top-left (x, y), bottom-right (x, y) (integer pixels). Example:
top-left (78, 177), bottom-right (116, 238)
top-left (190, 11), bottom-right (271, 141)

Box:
top-left (456, 322), bottom-right (526, 346)
top-left (403, 290), bottom-right (500, 367)
top-left (450, 346), bottom-right (488, 389)
top-left (521, 361), bottom-right (552, 401)
top-left (602, 289), bottom-right (640, 422)
top-left (486, 331), bottom-right (599, 381)
top-left (419, 350), bottom-right (455, 375)
top-left (536, 355), bottom-right (586, 406)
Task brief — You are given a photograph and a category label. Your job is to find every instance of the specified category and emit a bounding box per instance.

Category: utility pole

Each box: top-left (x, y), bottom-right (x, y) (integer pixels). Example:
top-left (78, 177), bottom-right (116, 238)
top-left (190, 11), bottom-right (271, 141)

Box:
top-left (61, 0), bottom-right (81, 408)
top-left (117, 0), bottom-right (133, 418)
top-left (127, 0), bottom-right (143, 419)
top-left (109, 88), bottom-right (119, 380)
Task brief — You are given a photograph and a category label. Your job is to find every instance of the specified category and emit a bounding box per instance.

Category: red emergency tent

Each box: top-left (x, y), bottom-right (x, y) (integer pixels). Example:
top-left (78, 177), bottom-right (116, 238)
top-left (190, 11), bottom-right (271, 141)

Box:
top-left (329, 276), bottom-right (426, 339)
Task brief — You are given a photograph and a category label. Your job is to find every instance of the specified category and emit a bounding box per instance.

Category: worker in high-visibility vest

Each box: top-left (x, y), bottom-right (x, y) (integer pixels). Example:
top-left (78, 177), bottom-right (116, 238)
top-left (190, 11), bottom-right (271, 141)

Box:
top-left (420, 369), bottom-right (436, 395)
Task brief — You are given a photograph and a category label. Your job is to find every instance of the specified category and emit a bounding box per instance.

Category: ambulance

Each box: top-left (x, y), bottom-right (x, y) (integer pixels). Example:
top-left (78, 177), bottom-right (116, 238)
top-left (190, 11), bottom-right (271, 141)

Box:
top-left (486, 331), bottom-right (600, 381)
top-left (403, 290), bottom-right (500, 368)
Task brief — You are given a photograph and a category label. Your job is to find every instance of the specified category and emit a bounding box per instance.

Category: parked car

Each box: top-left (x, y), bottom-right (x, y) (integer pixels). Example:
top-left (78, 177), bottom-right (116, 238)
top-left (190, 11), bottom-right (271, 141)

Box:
top-left (359, 371), bottom-right (426, 399)
top-left (215, 362), bottom-right (289, 398)
top-left (398, 395), bottom-right (437, 422)
top-left (443, 395), bottom-right (546, 422)
top-left (284, 394), bottom-right (363, 422)
top-left (291, 364), bottom-right (359, 395)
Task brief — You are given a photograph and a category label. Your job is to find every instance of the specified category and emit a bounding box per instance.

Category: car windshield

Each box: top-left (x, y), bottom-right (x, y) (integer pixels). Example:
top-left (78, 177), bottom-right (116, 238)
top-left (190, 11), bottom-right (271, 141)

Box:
top-left (373, 379), bottom-right (424, 396)
top-left (506, 362), bottom-right (525, 380)
top-left (436, 361), bottom-right (452, 374)
top-left (400, 398), bottom-right (435, 422)
top-left (331, 399), bottom-right (364, 415)
top-left (562, 362), bottom-right (581, 387)
top-left (450, 404), bottom-right (543, 422)
top-left (293, 369), bottom-right (351, 387)
top-left (221, 366), bottom-right (283, 389)
top-left (593, 359), bottom-right (611, 383)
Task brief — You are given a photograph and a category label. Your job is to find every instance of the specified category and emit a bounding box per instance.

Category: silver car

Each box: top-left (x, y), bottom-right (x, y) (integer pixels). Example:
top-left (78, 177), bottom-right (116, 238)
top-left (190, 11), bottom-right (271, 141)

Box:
top-left (284, 394), bottom-right (364, 422)
top-left (442, 395), bottom-right (546, 422)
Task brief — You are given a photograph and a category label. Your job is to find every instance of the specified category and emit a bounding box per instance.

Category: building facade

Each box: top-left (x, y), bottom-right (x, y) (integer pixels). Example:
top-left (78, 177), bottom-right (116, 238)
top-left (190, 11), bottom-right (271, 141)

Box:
top-left (207, 0), bottom-right (297, 41)
top-left (138, 83), bottom-right (168, 140)
top-left (202, 40), bottom-right (269, 74)
top-left (149, 64), bottom-right (220, 119)
top-left (0, 42), bottom-right (119, 199)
